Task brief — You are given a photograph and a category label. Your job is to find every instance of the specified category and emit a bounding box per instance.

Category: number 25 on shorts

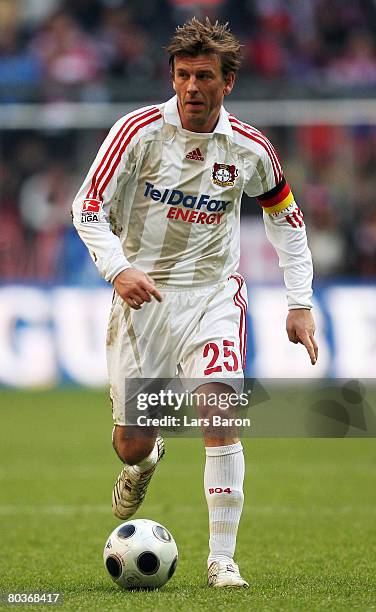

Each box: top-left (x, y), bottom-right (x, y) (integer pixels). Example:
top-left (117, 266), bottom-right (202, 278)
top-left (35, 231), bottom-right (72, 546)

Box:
top-left (203, 340), bottom-right (239, 376)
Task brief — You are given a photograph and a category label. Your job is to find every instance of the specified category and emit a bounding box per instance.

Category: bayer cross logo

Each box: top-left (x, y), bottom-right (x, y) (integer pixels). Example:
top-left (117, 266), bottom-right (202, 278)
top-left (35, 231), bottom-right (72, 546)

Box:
top-left (212, 163), bottom-right (238, 187)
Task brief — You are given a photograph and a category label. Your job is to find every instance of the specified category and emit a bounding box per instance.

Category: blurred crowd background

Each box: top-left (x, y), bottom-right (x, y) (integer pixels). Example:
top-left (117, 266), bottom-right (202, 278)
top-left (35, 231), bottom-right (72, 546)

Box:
top-left (0, 0), bottom-right (375, 283)
top-left (3, 0), bottom-right (376, 102)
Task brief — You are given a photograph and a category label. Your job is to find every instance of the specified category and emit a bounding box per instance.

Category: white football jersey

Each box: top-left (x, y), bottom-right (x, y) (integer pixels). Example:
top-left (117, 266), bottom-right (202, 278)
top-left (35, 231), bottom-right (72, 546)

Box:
top-left (72, 96), bottom-right (313, 307)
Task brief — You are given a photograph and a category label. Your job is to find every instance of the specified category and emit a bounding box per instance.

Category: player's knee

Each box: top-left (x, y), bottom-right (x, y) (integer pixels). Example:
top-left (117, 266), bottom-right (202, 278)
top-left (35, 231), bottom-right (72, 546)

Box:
top-left (113, 434), bottom-right (153, 465)
top-left (113, 437), bottom-right (136, 464)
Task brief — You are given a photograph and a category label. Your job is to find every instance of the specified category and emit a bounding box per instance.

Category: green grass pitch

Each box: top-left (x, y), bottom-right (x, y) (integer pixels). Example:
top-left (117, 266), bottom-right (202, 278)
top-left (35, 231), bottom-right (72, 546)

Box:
top-left (1, 389), bottom-right (375, 611)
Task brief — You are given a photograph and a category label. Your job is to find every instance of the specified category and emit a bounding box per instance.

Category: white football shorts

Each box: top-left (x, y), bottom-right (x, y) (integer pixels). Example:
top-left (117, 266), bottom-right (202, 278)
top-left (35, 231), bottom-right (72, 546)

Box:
top-left (106, 274), bottom-right (248, 425)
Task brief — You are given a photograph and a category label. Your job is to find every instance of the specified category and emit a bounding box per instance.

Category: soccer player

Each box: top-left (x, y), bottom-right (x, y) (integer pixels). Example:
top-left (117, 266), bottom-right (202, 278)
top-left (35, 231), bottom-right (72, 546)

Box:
top-left (72, 18), bottom-right (318, 588)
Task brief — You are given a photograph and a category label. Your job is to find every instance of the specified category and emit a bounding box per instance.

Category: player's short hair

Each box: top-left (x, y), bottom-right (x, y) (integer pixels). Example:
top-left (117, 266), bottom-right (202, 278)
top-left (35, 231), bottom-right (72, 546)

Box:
top-left (167, 17), bottom-right (242, 78)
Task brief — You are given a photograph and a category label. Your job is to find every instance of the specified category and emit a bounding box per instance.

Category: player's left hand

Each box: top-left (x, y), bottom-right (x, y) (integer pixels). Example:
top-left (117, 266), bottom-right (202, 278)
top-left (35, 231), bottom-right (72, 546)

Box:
top-left (286, 309), bottom-right (318, 365)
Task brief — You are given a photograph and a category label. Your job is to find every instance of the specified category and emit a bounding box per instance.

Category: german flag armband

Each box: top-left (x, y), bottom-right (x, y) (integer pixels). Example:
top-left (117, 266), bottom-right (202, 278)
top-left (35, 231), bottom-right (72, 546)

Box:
top-left (256, 177), bottom-right (294, 215)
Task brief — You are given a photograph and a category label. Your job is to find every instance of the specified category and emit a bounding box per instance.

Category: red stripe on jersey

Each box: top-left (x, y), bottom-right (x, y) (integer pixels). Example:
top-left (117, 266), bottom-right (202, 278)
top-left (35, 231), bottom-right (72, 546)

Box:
top-left (292, 211), bottom-right (303, 227)
top-left (98, 112), bottom-right (162, 199)
top-left (230, 124), bottom-right (279, 185)
top-left (229, 117), bottom-right (282, 184)
top-left (232, 119), bottom-right (282, 184)
top-left (86, 107), bottom-right (159, 199)
top-left (286, 214), bottom-right (297, 228)
top-left (243, 125), bottom-right (282, 182)
top-left (230, 274), bottom-right (248, 368)
top-left (248, 128), bottom-right (282, 181)
top-left (229, 115), bottom-right (282, 177)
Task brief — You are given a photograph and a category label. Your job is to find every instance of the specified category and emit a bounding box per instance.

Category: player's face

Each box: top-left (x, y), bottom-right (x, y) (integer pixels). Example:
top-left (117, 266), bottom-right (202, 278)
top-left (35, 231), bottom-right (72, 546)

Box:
top-left (172, 54), bottom-right (235, 133)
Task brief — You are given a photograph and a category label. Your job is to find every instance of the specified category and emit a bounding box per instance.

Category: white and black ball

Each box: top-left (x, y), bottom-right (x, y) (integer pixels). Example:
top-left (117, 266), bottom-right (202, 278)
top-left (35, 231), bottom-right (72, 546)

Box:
top-left (103, 519), bottom-right (178, 589)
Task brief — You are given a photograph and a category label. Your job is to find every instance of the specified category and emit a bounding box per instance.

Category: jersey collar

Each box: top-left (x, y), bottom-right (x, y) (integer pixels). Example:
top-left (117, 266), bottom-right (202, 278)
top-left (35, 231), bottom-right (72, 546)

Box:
top-left (163, 95), bottom-right (233, 137)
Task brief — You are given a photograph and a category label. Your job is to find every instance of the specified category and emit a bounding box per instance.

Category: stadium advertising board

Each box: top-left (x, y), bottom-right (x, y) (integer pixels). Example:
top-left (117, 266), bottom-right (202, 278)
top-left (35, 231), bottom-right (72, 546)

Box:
top-left (0, 284), bottom-right (374, 387)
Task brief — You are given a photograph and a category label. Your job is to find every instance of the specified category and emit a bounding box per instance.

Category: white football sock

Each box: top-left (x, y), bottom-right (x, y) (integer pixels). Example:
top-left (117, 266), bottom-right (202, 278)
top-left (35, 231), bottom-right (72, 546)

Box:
top-left (204, 442), bottom-right (245, 567)
top-left (133, 440), bottom-right (159, 473)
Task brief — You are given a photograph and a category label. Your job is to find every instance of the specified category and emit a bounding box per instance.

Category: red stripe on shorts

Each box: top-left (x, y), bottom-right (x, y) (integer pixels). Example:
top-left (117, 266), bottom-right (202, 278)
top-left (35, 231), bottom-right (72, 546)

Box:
top-left (230, 274), bottom-right (248, 369)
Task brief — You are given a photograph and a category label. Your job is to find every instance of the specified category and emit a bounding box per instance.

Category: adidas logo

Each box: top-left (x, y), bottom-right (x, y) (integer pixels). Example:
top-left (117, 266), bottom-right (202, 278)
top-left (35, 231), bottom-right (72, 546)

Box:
top-left (186, 147), bottom-right (204, 161)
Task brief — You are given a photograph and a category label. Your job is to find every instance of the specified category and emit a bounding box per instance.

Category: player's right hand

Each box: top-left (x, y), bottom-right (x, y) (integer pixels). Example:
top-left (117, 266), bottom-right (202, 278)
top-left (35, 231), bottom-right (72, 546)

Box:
top-left (113, 268), bottom-right (163, 310)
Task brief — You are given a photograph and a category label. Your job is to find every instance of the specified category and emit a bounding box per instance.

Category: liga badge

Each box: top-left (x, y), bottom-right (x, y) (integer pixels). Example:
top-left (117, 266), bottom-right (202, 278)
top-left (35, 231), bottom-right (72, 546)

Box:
top-left (212, 163), bottom-right (238, 187)
top-left (81, 198), bottom-right (102, 223)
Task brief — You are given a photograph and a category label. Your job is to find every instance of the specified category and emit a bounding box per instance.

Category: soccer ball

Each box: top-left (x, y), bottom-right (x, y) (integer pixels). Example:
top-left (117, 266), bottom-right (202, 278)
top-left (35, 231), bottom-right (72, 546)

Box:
top-left (103, 519), bottom-right (178, 589)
